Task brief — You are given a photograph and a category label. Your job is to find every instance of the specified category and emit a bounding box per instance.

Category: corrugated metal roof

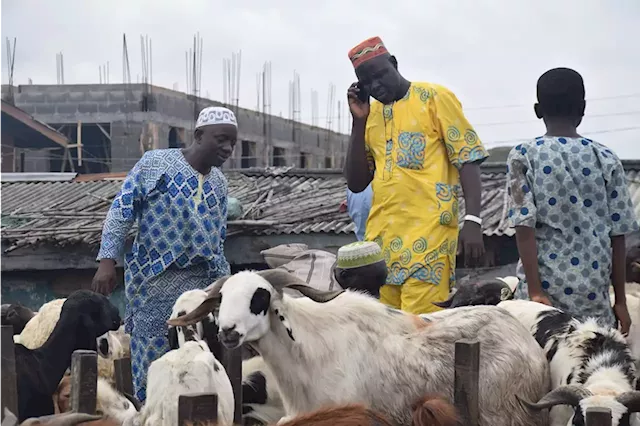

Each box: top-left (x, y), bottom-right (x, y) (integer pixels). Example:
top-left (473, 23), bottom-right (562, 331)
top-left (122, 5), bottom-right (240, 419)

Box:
top-left (2, 166), bottom-right (639, 250)
top-left (1, 172), bottom-right (78, 182)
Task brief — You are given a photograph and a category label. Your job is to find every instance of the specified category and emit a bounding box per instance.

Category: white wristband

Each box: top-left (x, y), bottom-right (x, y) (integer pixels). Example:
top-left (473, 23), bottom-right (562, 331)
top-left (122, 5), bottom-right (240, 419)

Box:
top-left (464, 214), bottom-right (482, 225)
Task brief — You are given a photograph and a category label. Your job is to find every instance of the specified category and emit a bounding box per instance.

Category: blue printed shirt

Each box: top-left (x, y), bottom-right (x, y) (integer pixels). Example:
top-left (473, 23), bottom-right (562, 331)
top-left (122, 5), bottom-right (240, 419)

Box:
top-left (506, 136), bottom-right (638, 325)
top-left (346, 183), bottom-right (373, 241)
top-left (97, 149), bottom-right (231, 282)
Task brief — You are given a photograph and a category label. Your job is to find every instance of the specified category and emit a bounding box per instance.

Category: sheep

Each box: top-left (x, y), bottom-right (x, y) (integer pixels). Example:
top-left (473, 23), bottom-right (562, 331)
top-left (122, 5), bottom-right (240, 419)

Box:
top-left (53, 375), bottom-right (139, 424)
top-left (14, 290), bottom-right (122, 423)
top-left (1, 303), bottom-right (35, 334)
top-left (168, 269), bottom-right (550, 426)
top-left (496, 299), bottom-right (640, 426)
top-left (168, 288), bottom-right (286, 424)
top-left (130, 340), bottom-right (234, 426)
top-left (15, 298), bottom-right (130, 385)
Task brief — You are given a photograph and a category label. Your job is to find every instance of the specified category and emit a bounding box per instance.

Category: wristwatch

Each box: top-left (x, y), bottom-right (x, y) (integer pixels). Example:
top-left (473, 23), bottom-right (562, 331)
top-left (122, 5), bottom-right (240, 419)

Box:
top-left (464, 214), bottom-right (482, 226)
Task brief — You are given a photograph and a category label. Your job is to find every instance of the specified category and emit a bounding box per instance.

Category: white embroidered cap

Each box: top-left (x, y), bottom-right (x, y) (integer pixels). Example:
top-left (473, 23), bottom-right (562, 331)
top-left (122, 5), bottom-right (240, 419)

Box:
top-left (195, 106), bottom-right (238, 129)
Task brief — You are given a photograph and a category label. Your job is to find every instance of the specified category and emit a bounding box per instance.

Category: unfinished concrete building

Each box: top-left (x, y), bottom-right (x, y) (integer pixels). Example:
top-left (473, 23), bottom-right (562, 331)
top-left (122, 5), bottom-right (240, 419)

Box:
top-left (1, 84), bottom-right (348, 173)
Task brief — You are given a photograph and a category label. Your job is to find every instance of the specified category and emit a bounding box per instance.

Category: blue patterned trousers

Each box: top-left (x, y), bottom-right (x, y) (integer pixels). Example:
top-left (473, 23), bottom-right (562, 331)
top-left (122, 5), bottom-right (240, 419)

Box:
top-left (126, 263), bottom-right (214, 402)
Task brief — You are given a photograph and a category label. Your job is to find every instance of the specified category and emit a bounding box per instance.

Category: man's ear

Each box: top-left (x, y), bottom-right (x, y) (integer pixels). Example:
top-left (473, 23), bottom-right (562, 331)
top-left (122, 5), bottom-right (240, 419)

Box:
top-left (389, 55), bottom-right (398, 70)
top-left (534, 103), bottom-right (543, 119)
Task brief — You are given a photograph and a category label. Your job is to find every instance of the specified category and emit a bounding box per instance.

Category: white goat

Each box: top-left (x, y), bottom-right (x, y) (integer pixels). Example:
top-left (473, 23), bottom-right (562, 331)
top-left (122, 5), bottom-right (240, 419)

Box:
top-left (168, 288), bottom-right (285, 424)
top-left (127, 340), bottom-right (234, 426)
top-left (54, 375), bottom-right (139, 424)
top-left (497, 299), bottom-right (640, 426)
top-left (168, 269), bottom-right (550, 426)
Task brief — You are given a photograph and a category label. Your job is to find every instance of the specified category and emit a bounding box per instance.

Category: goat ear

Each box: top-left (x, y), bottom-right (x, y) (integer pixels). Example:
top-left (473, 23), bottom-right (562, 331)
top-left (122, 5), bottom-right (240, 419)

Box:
top-left (167, 327), bottom-right (179, 350)
top-left (79, 313), bottom-right (98, 350)
top-left (282, 284), bottom-right (344, 303)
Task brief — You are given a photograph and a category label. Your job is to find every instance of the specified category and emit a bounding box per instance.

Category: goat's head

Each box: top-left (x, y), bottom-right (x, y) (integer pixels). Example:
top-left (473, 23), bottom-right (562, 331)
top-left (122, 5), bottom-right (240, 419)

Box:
top-left (1, 303), bottom-right (35, 334)
top-left (518, 386), bottom-right (640, 426)
top-left (433, 279), bottom-right (514, 309)
top-left (167, 289), bottom-right (219, 357)
top-left (62, 290), bottom-right (121, 351)
top-left (167, 270), bottom-right (344, 349)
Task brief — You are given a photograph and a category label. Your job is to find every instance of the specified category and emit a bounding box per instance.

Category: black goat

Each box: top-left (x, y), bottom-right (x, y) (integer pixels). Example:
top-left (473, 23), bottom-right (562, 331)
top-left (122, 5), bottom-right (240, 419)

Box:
top-left (15, 290), bottom-right (121, 422)
top-left (433, 279), bottom-right (514, 309)
top-left (1, 303), bottom-right (35, 334)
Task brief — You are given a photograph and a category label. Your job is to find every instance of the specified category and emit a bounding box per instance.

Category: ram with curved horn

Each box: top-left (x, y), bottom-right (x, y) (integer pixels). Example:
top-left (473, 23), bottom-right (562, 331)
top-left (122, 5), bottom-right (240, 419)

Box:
top-left (171, 269), bottom-right (550, 425)
top-left (498, 300), bottom-right (640, 426)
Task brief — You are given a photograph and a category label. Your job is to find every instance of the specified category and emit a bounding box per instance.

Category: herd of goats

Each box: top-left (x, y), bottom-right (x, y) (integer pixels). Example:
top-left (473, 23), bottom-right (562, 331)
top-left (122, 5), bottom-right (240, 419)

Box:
top-left (1, 260), bottom-right (640, 425)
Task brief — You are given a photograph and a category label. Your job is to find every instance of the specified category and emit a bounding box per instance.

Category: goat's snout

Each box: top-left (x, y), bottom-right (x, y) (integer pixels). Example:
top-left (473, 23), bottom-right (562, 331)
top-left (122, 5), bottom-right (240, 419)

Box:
top-left (219, 325), bottom-right (241, 348)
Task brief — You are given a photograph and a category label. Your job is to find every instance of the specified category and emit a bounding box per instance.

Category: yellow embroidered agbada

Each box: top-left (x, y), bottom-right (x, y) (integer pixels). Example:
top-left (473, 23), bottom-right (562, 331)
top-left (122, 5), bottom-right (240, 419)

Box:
top-left (364, 82), bottom-right (489, 314)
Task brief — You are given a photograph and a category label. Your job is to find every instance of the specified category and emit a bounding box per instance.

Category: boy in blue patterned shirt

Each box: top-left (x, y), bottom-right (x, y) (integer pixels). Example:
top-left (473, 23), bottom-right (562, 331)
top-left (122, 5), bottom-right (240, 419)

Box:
top-left (506, 68), bottom-right (638, 334)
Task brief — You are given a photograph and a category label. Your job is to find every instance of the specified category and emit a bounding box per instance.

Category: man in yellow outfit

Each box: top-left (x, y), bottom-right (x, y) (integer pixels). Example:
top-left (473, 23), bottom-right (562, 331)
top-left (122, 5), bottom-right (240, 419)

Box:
top-left (345, 36), bottom-right (489, 314)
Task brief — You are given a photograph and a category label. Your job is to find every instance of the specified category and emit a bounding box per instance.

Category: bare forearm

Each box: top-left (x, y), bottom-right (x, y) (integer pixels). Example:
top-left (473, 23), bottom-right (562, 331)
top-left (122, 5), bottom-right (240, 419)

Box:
top-left (611, 235), bottom-right (626, 305)
top-left (515, 226), bottom-right (543, 294)
top-left (345, 119), bottom-right (372, 193)
top-left (459, 163), bottom-right (482, 216)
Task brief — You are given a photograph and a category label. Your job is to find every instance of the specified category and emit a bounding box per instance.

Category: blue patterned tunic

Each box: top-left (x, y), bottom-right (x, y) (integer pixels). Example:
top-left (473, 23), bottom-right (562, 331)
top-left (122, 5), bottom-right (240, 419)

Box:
top-left (97, 148), bottom-right (231, 401)
top-left (506, 136), bottom-right (638, 326)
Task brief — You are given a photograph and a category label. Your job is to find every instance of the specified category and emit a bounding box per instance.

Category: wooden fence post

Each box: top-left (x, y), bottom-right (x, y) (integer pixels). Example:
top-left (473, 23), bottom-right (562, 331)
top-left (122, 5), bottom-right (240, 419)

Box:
top-left (454, 339), bottom-right (480, 426)
top-left (114, 357), bottom-right (134, 396)
top-left (1, 325), bottom-right (18, 421)
top-left (178, 393), bottom-right (218, 426)
top-left (70, 350), bottom-right (98, 414)
top-left (585, 407), bottom-right (612, 426)
top-left (222, 346), bottom-right (243, 425)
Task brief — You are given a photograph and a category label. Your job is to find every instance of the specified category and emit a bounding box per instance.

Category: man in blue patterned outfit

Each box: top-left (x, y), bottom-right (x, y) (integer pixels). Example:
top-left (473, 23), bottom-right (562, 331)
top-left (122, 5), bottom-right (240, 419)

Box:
top-left (507, 68), bottom-right (637, 334)
top-left (92, 106), bottom-right (237, 401)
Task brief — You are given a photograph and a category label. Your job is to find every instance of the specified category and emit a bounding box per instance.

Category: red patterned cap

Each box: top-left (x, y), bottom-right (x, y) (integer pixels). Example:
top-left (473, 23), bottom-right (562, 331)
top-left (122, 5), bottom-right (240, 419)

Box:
top-left (348, 36), bottom-right (389, 68)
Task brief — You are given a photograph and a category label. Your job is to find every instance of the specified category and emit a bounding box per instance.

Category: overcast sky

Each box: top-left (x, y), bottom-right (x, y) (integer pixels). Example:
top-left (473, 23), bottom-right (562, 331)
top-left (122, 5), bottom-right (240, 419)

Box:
top-left (2, 0), bottom-right (639, 158)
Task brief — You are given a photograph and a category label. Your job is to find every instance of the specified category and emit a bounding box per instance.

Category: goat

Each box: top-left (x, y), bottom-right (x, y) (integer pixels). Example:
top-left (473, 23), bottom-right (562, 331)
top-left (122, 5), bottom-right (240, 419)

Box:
top-left (1, 303), bottom-right (35, 334)
top-left (433, 277), bottom-right (515, 309)
top-left (14, 299), bottom-right (65, 347)
top-left (53, 375), bottom-right (139, 424)
top-left (275, 394), bottom-right (461, 426)
top-left (168, 269), bottom-right (550, 426)
top-left (130, 340), bottom-right (234, 426)
top-left (497, 299), bottom-right (640, 426)
top-left (14, 290), bottom-right (121, 423)
top-left (15, 298), bottom-right (130, 385)
top-left (17, 412), bottom-right (104, 426)
top-left (167, 289), bottom-right (221, 360)
top-left (168, 288), bottom-right (286, 424)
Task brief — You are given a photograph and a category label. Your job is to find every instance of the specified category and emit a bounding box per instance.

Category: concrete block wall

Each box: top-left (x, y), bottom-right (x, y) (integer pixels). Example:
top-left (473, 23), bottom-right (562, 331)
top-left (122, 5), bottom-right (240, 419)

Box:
top-left (5, 83), bottom-right (349, 172)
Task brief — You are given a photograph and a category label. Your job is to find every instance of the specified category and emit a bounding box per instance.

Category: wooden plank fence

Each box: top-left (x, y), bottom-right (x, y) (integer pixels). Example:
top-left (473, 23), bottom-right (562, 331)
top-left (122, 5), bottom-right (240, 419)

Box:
top-left (0, 327), bottom-right (618, 425)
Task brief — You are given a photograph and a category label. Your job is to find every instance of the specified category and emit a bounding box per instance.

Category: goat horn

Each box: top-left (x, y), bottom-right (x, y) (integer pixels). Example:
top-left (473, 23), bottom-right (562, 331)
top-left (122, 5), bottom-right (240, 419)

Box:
top-left (167, 275), bottom-right (230, 327)
top-left (516, 386), bottom-right (592, 411)
top-left (257, 270), bottom-right (345, 303)
top-left (616, 390), bottom-right (640, 413)
top-left (432, 293), bottom-right (455, 308)
top-left (631, 261), bottom-right (640, 270)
